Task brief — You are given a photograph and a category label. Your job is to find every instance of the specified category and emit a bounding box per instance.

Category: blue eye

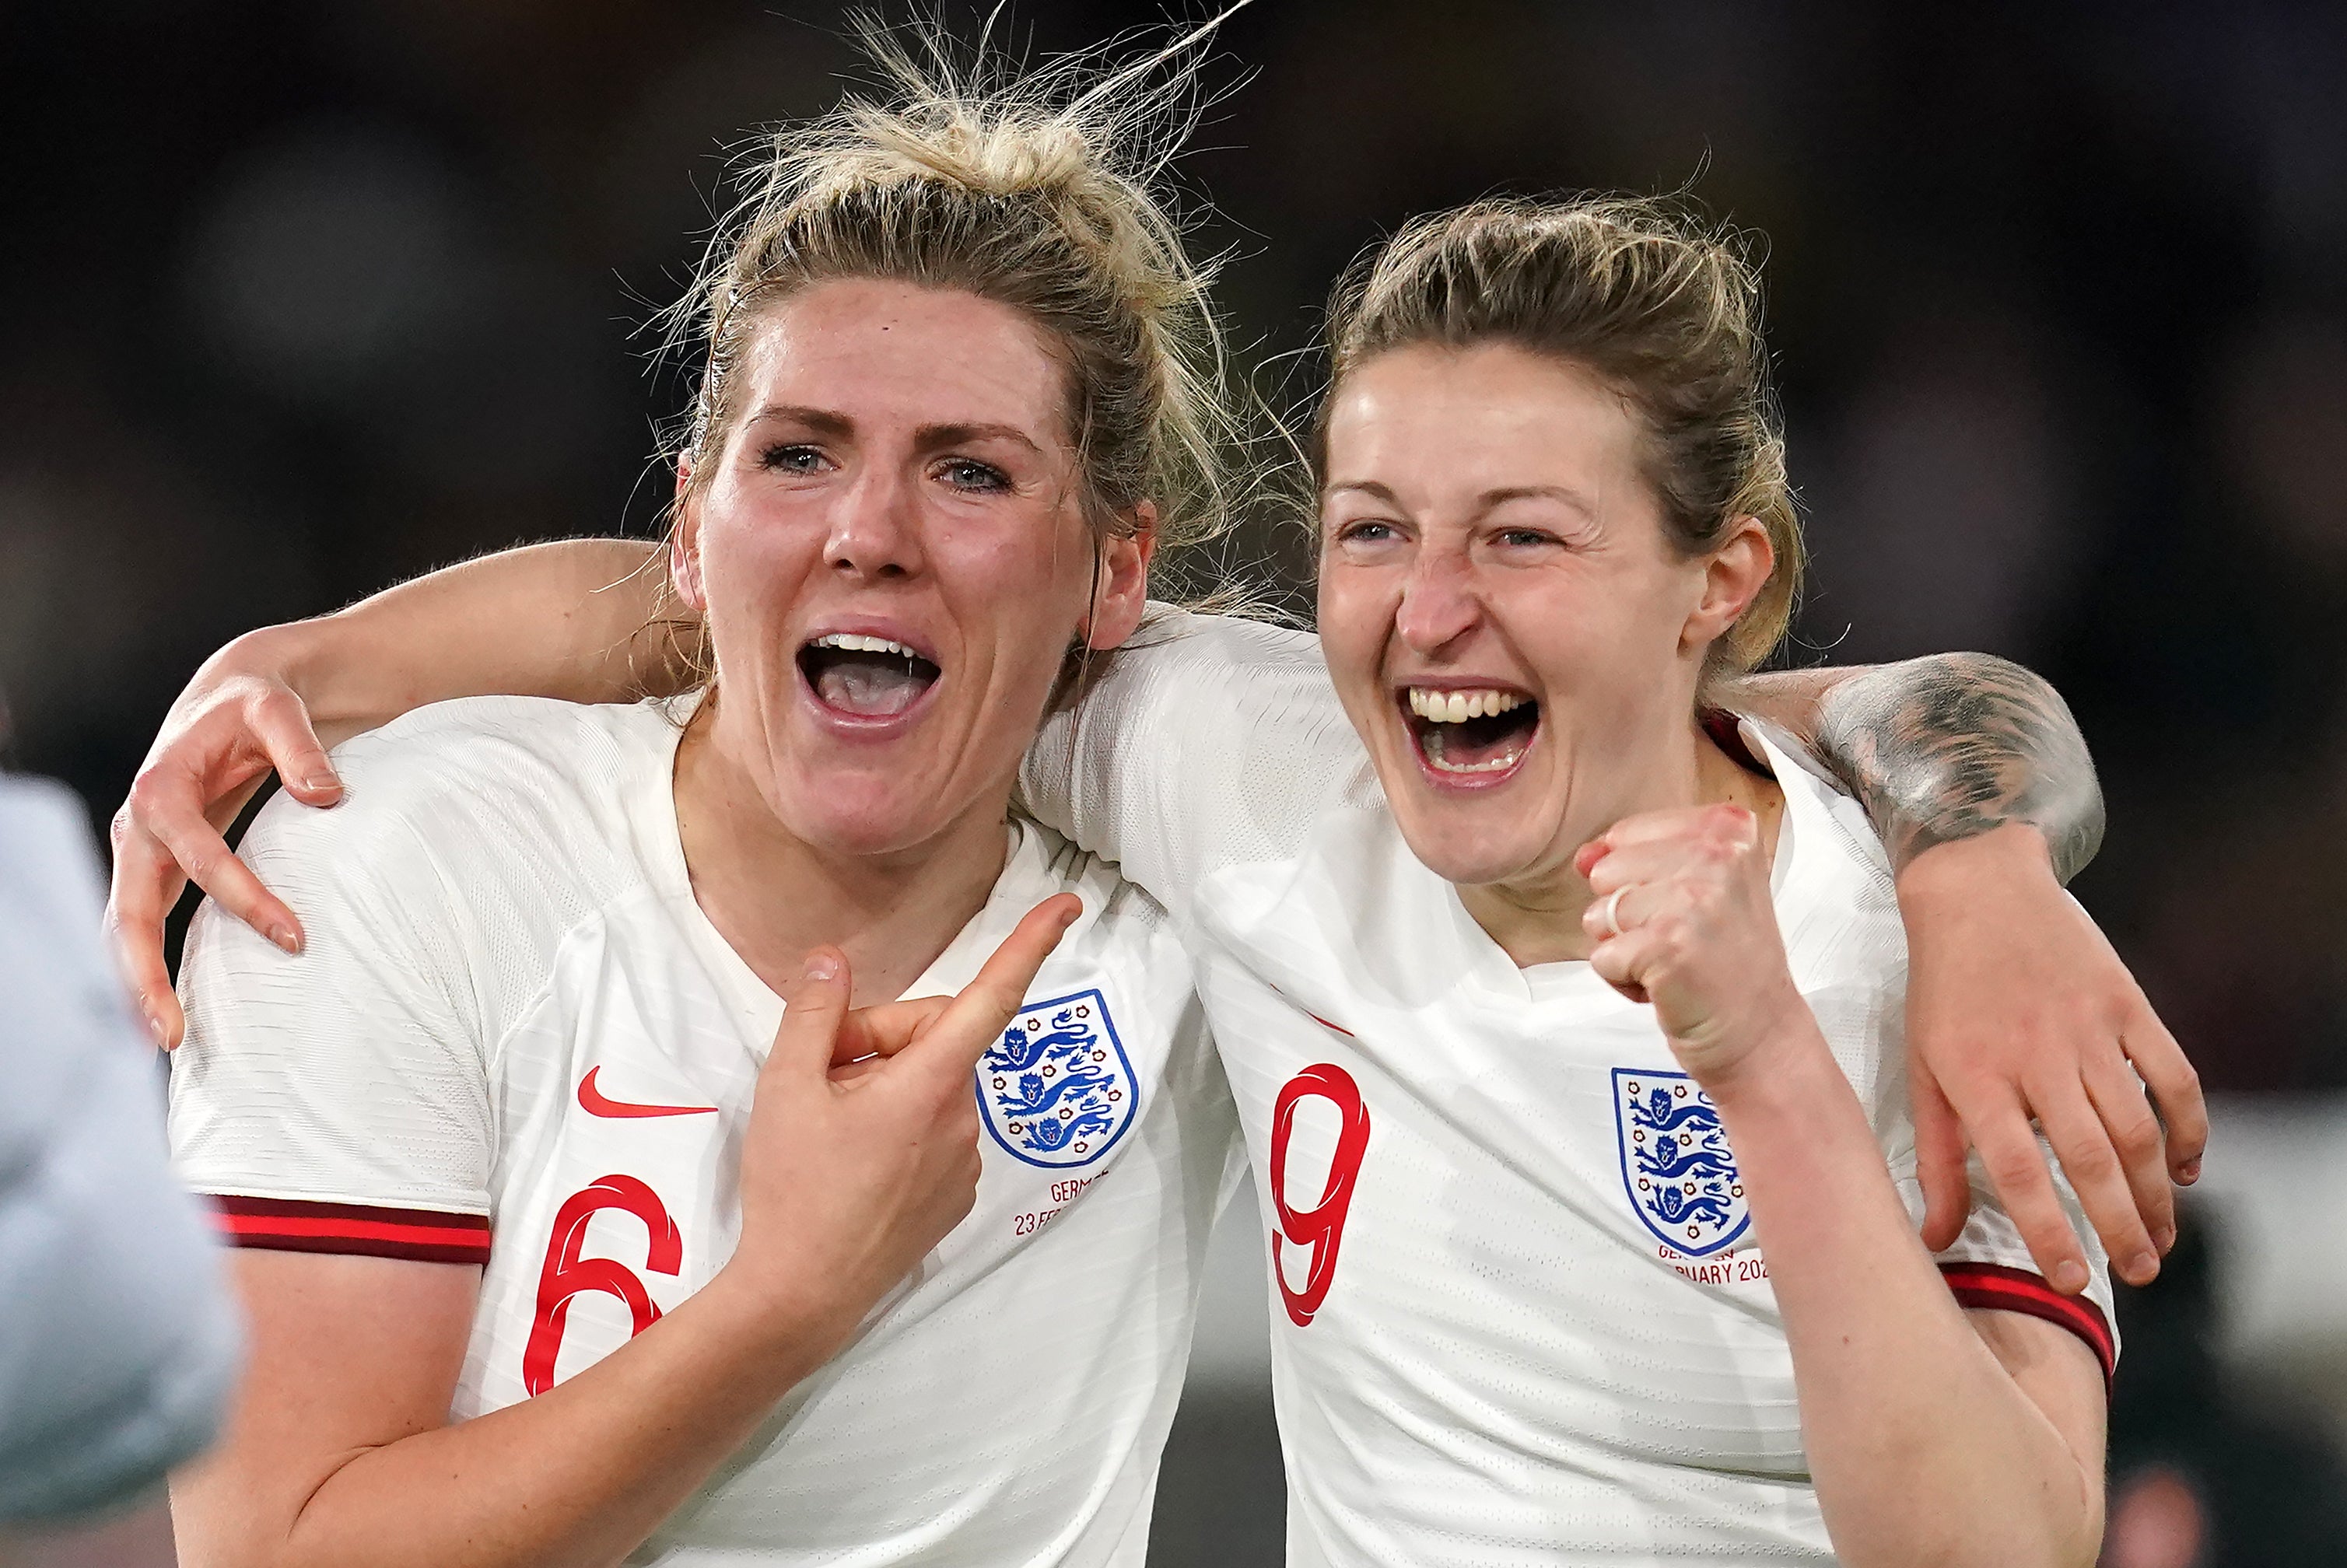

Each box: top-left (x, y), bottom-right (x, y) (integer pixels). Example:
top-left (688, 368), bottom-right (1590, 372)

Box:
top-left (940, 458), bottom-right (1010, 492)
top-left (760, 444), bottom-right (825, 474)
top-left (1335, 520), bottom-right (1396, 544)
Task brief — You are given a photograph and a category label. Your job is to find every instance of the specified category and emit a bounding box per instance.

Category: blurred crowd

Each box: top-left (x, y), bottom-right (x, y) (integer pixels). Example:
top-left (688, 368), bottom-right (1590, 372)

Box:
top-left (8, 0), bottom-right (2347, 1096)
top-left (8, 3), bottom-right (2347, 1562)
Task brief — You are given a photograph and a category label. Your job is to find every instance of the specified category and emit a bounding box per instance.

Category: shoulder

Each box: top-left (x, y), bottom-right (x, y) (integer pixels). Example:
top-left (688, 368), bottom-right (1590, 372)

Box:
top-left (1748, 726), bottom-right (1897, 919)
top-left (1132, 606), bottom-right (1322, 660)
top-left (242, 695), bottom-right (678, 885)
top-left (328, 694), bottom-right (678, 825)
top-left (1105, 608), bottom-right (1333, 709)
top-left (1015, 817), bottom-right (1171, 932)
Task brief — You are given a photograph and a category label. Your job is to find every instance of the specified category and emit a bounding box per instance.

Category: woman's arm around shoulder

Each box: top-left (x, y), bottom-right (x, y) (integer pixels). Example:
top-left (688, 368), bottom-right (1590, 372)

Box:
top-left (1724, 654), bottom-right (2204, 1296)
top-left (109, 537), bottom-right (669, 1048)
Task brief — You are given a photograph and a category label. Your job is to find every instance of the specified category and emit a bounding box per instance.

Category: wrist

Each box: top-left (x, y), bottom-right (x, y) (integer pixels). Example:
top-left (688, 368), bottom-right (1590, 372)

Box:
top-left (215, 616), bottom-right (335, 709)
top-left (238, 607), bottom-right (423, 740)
top-left (1894, 821), bottom-right (2061, 905)
top-left (699, 1257), bottom-right (863, 1381)
top-left (1683, 983), bottom-right (1834, 1108)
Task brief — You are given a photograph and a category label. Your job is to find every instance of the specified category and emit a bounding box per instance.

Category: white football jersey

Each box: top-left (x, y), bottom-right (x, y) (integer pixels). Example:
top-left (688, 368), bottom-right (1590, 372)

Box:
top-left (172, 695), bottom-right (1238, 1567)
top-left (1025, 613), bottom-right (2116, 1566)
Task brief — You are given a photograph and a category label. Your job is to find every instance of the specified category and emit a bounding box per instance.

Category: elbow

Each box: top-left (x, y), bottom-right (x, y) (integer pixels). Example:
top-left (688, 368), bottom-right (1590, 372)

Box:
top-left (1824, 1436), bottom-right (2105, 1568)
top-left (1839, 1528), bottom-right (2100, 1568)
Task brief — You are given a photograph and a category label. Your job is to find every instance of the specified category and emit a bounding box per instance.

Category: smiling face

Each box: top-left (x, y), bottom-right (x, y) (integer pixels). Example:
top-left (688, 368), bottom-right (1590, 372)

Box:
top-left (673, 277), bottom-right (1150, 860)
top-left (1316, 340), bottom-right (1771, 894)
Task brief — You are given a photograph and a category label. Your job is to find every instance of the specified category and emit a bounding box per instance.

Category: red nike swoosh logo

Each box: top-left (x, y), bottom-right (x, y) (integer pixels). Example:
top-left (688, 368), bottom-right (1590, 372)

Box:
top-left (577, 1067), bottom-right (719, 1119)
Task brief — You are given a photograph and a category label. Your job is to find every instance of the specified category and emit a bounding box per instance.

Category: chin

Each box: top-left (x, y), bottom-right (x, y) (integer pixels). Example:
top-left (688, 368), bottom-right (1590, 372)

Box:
top-left (779, 781), bottom-right (952, 859)
top-left (1385, 802), bottom-right (1545, 890)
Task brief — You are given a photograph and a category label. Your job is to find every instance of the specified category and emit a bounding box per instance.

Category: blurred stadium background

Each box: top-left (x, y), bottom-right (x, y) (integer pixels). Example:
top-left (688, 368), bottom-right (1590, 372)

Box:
top-left (5, 2), bottom-right (2346, 1563)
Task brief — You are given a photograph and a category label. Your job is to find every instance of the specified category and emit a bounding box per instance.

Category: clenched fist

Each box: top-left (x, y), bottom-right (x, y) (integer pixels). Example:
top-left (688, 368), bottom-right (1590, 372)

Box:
top-left (1576, 803), bottom-right (1814, 1088)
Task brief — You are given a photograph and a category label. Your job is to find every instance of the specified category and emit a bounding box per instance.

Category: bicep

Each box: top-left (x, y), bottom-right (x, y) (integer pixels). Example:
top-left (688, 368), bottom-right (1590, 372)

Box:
top-left (173, 1253), bottom-right (478, 1566)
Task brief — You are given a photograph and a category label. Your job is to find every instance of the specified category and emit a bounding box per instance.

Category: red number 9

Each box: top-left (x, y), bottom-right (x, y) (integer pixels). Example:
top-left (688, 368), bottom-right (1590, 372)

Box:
top-left (1268, 1062), bottom-right (1371, 1328)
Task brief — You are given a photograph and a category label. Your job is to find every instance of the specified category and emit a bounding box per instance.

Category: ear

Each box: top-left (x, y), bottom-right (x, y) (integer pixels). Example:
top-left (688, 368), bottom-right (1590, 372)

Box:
top-left (1077, 501), bottom-right (1159, 652)
top-left (1680, 516), bottom-right (1774, 654)
top-left (670, 468), bottom-right (708, 615)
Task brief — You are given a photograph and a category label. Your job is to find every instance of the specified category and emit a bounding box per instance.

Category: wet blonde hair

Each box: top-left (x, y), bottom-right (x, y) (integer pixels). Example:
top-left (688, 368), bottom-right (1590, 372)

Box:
top-left (659, 18), bottom-right (1242, 593)
top-left (1321, 194), bottom-right (1804, 674)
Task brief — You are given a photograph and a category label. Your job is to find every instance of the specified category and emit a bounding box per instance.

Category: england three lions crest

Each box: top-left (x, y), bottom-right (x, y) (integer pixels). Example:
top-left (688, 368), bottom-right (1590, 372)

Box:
top-left (1612, 1067), bottom-right (1750, 1257)
top-left (976, 989), bottom-right (1140, 1170)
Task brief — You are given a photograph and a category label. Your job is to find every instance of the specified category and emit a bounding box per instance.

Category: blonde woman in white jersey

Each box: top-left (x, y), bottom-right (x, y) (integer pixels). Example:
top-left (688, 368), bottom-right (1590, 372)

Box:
top-left (159, 42), bottom-right (1256, 1568)
top-left (1190, 198), bottom-right (2118, 1564)
top-left (121, 157), bottom-right (2196, 1568)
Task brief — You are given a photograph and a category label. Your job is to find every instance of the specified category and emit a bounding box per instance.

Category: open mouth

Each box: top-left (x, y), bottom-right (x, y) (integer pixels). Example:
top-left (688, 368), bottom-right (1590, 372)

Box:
top-left (798, 632), bottom-right (941, 719)
top-left (1400, 686), bottom-right (1539, 780)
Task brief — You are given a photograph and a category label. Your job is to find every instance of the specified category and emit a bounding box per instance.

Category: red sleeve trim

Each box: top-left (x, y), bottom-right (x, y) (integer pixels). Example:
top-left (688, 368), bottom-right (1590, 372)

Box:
top-left (1940, 1262), bottom-right (2115, 1385)
top-left (206, 1195), bottom-right (491, 1266)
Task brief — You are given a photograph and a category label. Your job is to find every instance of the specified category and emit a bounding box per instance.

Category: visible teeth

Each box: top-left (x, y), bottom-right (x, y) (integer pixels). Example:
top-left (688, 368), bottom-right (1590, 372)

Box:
top-left (813, 632), bottom-right (922, 660)
top-left (1406, 688), bottom-right (1526, 723)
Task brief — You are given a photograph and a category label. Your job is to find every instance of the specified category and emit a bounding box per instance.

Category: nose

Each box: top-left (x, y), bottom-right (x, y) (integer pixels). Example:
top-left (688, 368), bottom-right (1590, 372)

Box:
top-left (823, 463), bottom-right (924, 580)
top-left (1393, 540), bottom-right (1482, 656)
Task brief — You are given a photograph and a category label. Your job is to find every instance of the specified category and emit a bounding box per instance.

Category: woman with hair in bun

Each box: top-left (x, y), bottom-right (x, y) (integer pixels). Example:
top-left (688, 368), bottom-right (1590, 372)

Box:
top-left (138, 39), bottom-right (2194, 1568)
top-left (166, 35), bottom-right (1250, 1568)
top-left (1196, 198), bottom-right (2122, 1566)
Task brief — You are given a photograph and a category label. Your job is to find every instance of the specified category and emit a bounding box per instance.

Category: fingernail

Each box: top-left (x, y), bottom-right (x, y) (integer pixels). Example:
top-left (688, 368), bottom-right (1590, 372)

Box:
top-left (2126, 1251), bottom-right (2158, 1283)
top-left (270, 922), bottom-right (302, 954)
top-left (302, 771), bottom-right (339, 793)
top-left (145, 1012), bottom-right (167, 1048)
top-left (805, 950), bottom-right (839, 982)
top-left (2156, 1224), bottom-right (2177, 1253)
top-left (2179, 1159), bottom-right (2202, 1185)
top-left (2054, 1260), bottom-right (2089, 1294)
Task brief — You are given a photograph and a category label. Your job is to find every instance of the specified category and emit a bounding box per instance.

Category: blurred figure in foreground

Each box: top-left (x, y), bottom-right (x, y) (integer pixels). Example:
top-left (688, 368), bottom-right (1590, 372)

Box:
top-left (0, 741), bottom-right (241, 1566)
top-left (2100, 1204), bottom-right (2347, 1568)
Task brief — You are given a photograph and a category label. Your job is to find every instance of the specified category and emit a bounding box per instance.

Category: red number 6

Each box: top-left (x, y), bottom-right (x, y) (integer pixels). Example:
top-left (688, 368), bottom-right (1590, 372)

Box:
top-left (522, 1174), bottom-right (682, 1395)
top-left (1268, 1063), bottom-right (1371, 1327)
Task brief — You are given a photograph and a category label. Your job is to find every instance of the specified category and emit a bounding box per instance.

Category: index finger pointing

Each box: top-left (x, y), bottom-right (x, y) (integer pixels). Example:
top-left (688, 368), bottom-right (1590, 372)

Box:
top-left (913, 894), bottom-right (1082, 1074)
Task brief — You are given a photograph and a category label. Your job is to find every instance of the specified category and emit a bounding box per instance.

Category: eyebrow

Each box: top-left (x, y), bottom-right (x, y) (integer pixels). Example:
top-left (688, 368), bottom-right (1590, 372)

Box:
top-left (1477, 484), bottom-right (1598, 518)
top-left (1319, 480), bottom-right (1599, 518)
top-left (740, 405), bottom-right (1046, 458)
top-left (742, 404), bottom-right (854, 439)
top-left (914, 421), bottom-right (1046, 457)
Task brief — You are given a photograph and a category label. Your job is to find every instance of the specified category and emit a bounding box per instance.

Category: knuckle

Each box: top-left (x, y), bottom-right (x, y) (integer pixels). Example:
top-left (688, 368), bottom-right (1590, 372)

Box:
top-left (124, 773), bottom-right (166, 817)
top-left (2066, 1144), bottom-right (2125, 1187)
top-left (1982, 1145), bottom-right (2047, 1190)
top-left (2113, 1112), bottom-right (2165, 1161)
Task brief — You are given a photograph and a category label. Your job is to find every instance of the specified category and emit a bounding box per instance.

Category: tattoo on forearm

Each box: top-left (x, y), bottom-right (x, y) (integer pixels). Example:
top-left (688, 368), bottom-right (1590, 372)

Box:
top-left (1806, 655), bottom-right (2105, 883)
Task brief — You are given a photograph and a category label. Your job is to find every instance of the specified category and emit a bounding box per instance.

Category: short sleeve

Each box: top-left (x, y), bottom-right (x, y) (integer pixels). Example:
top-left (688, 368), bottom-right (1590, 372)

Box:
top-left (1894, 1143), bottom-right (2118, 1384)
top-left (1021, 610), bottom-right (1378, 918)
top-left (0, 776), bottom-right (242, 1522)
top-left (171, 765), bottom-right (496, 1265)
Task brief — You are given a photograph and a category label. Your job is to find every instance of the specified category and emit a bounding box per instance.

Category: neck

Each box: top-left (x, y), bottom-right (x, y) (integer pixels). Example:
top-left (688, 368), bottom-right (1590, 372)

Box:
top-left (671, 699), bottom-right (1011, 1008)
top-left (1459, 714), bottom-right (1784, 969)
